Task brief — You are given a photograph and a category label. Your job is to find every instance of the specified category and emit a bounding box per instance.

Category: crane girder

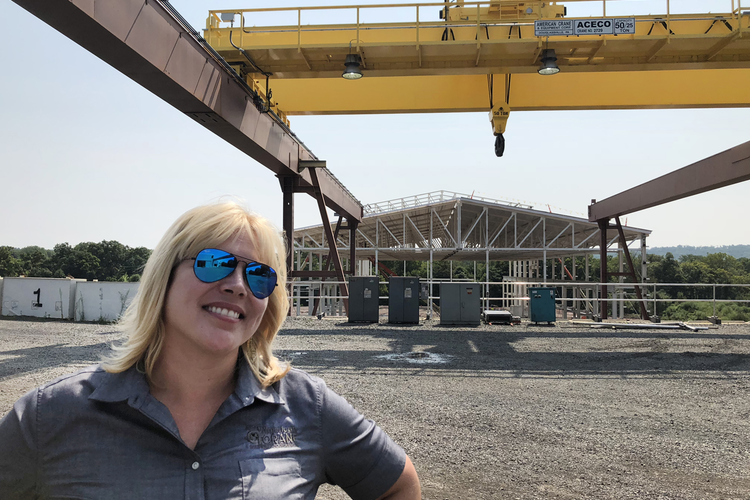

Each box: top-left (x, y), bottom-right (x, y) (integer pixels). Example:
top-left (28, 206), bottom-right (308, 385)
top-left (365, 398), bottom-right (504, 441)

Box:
top-left (255, 70), bottom-right (750, 115)
top-left (205, 2), bottom-right (750, 145)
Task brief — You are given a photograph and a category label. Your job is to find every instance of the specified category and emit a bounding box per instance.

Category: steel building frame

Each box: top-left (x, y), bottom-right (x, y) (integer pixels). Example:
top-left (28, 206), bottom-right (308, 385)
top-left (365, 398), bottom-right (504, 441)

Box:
top-left (293, 191), bottom-right (651, 316)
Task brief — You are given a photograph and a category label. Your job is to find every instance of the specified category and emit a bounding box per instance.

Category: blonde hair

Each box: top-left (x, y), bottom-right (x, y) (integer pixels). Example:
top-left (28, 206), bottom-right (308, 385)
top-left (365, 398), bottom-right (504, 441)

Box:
top-left (103, 202), bottom-right (290, 387)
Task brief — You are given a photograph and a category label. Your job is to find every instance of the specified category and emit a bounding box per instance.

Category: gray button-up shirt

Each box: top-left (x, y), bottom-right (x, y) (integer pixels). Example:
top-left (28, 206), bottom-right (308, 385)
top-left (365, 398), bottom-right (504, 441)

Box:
top-left (0, 363), bottom-right (406, 500)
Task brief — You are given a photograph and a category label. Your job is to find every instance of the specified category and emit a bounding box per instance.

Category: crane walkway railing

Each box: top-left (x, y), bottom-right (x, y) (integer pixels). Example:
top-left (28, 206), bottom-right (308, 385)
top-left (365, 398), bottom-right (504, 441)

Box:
top-left (207, 0), bottom-right (747, 49)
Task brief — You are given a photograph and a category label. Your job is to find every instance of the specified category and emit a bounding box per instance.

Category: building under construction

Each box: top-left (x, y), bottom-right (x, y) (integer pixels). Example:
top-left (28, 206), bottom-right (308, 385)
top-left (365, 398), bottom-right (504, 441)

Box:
top-left (291, 191), bottom-right (651, 318)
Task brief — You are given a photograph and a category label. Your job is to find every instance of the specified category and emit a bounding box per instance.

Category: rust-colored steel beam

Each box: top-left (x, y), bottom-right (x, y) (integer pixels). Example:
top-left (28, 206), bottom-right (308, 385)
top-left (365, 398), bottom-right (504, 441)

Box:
top-left (598, 219), bottom-right (608, 320)
top-left (11, 0), bottom-right (362, 223)
top-left (281, 175), bottom-right (295, 316)
top-left (596, 219), bottom-right (649, 320)
top-left (309, 168), bottom-right (349, 315)
top-left (322, 216), bottom-right (345, 272)
top-left (281, 176), bottom-right (296, 274)
top-left (589, 141), bottom-right (750, 221)
top-left (614, 217), bottom-right (650, 321)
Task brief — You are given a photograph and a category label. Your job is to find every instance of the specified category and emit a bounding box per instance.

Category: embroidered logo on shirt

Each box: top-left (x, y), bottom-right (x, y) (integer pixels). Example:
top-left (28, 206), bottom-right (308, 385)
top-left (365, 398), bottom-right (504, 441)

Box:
top-left (246, 426), bottom-right (297, 448)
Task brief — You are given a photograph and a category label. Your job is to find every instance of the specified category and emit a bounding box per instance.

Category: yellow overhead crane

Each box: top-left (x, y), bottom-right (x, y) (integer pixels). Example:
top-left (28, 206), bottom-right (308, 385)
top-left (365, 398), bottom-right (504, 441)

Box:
top-left (204, 1), bottom-right (750, 155)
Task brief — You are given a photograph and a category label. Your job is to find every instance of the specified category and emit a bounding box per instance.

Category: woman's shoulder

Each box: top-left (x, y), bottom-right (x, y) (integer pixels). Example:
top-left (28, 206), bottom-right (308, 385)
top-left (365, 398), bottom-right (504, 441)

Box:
top-left (8, 365), bottom-right (108, 419)
top-left (22, 364), bottom-right (140, 410)
top-left (272, 367), bottom-right (333, 409)
top-left (40, 364), bottom-right (106, 388)
top-left (275, 366), bottom-right (325, 391)
top-left (29, 364), bottom-right (105, 398)
top-left (281, 367), bottom-right (324, 385)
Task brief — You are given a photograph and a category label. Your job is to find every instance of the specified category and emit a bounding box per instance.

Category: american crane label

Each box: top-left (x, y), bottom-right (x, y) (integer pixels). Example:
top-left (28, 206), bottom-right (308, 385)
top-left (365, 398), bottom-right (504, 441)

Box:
top-left (534, 20), bottom-right (574, 36)
top-left (535, 18), bottom-right (636, 36)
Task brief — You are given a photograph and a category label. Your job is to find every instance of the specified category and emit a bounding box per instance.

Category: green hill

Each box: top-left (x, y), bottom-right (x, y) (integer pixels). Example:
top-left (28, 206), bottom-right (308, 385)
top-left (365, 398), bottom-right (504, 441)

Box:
top-left (648, 245), bottom-right (750, 259)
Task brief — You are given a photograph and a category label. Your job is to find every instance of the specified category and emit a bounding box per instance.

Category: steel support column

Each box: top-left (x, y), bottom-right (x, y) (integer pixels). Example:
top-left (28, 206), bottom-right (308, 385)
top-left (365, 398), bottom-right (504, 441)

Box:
top-left (429, 208), bottom-right (433, 317)
top-left (485, 208), bottom-right (489, 311)
top-left (597, 217), bottom-right (650, 320)
top-left (598, 219), bottom-right (609, 320)
top-left (281, 175), bottom-right (295, 315)
top-left (308, 168), bottom-right (349, 314)
top-left (641, 236), bottom-right (648, 284)
top-left (349, 221), bottom-right (358, 275)
top-left (543, 218), bottom-right (547, 282)
top-left (614, 217), bottom-right (650, 321)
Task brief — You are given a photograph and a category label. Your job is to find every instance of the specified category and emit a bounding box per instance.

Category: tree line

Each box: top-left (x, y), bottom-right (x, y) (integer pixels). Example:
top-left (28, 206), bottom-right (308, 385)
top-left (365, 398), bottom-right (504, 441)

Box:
top-left (645, 252), bottom-right (750, 320)
top-left (649, 244), bottom-right (750, 260)
top-left (0, 241), bottom-right (151, 282)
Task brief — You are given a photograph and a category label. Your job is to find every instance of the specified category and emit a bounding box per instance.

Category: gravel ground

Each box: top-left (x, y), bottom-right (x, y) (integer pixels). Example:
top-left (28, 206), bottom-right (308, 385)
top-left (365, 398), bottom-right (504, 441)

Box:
top-left (1, 316), bottom-right (749, 499)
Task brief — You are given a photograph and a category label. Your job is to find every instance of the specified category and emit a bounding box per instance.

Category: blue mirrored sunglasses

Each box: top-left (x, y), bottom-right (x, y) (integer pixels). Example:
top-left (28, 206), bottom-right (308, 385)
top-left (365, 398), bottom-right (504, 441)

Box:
top-left (191, 248), bottom-right (278, 300)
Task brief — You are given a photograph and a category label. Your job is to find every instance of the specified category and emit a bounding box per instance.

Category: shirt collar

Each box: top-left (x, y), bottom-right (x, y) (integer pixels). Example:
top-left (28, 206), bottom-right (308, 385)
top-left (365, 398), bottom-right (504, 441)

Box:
top-left (88, 359), bottom-right (285, 406)
top-left (234, 360), bottom-right (285, 407)
top-left (88, 364), bottom-right (150, 404)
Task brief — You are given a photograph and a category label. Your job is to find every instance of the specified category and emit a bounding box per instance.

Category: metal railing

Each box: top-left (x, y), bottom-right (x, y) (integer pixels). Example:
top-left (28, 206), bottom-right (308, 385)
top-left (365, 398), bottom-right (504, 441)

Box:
top-left (362, 190), bottom-right (531, 216)
top-left (287, 278), bottom-right (750, 320)
top-left (206, 0), bottom-right (746, 48)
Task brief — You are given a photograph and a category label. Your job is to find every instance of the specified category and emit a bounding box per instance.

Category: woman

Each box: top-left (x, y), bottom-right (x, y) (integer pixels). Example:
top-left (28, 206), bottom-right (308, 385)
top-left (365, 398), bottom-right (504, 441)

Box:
top-left (0, 202), bottom-right (420, 500)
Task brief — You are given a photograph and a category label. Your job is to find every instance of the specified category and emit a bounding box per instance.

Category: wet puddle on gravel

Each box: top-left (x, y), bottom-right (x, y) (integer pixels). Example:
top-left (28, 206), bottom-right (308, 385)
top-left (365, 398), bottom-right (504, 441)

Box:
top-left (375, 352), bottom-right (454, 364)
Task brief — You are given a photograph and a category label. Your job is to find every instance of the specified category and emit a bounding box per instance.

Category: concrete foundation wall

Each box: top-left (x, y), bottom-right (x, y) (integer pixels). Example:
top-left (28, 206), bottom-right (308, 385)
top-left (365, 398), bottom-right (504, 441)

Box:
top-left (74, 282), bottom-right (140, 322)
top-left (1, 278), bottom-right (76, 319)
top-left (0, 278), bottom-right (140, 322)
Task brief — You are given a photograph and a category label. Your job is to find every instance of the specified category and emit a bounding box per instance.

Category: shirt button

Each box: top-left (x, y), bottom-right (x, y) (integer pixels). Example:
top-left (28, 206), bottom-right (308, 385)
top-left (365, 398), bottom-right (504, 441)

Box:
top-left (191, 461), bottom-right (200, 470)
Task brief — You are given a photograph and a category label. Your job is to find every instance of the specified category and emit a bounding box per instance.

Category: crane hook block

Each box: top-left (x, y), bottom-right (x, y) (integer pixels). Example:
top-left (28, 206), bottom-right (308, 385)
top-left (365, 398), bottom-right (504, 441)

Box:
top-left (490, 103), bottom-right (510, 157)
top-left (489, 104), bottom-right (510, 136)
top-left (494, 134), bottom-right (505, 157)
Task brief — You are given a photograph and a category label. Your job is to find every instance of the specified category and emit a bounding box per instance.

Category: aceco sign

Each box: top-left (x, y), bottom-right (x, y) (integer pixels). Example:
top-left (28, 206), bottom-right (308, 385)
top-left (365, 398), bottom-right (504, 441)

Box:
top-left (578, 20), bottom-right (611, 28)
top-left (534, 18), bottom-right (636, 36)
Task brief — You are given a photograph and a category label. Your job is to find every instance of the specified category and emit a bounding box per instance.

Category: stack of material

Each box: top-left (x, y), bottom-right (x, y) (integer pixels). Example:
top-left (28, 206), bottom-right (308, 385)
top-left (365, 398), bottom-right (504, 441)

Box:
top-left (577, 321), bottom-right (710, 331)
top-left (483, 310), bottom-right (521, 325)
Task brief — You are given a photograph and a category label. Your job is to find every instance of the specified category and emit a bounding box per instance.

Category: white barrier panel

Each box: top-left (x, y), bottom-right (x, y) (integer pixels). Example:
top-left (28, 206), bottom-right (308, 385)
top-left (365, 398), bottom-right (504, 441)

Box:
top-left (74, 281), bottom-right (140, 322)
top-left (1, 278), bottom-right (76, 319)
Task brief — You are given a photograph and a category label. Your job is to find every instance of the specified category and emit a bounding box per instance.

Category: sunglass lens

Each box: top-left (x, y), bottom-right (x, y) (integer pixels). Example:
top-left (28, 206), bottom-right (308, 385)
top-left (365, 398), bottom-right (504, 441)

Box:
top-left (194, 249), bottom-right (237, 283)
top-left (245, 262), bottom-right (277, 299)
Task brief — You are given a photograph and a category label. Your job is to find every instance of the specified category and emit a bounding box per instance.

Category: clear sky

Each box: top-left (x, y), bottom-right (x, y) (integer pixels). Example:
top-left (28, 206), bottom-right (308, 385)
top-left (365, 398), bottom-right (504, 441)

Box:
top-left (1, 0), bottom-right (747, 251)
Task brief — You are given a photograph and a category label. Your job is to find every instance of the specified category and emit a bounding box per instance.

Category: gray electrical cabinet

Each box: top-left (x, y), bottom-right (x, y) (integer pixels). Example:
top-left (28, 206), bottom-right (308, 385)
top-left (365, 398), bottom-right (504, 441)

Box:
top-left (388, 277), bottom-right (420, 324)
top-left (529, 287), bottom-right (556, 323)
top-left (348, 277), bottom-right (380, 323)
top-left (440, 283), bottom-right (481, 326)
